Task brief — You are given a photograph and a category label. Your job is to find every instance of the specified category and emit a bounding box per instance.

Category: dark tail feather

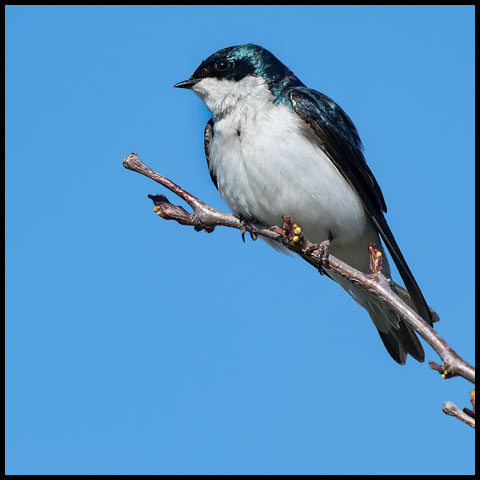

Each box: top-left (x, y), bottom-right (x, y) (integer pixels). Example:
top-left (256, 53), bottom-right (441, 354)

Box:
top-left (377, 320), bottom-right (425, 365)
top-left (378, 330), bottom-right (407, 365)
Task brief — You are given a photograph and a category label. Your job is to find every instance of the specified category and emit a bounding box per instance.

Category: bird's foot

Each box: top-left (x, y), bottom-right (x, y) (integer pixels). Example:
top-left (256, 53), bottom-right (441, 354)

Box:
top-left (306, 232), bottom-right (333, 275)
top-left (238, 216), bottom-right (258, 243)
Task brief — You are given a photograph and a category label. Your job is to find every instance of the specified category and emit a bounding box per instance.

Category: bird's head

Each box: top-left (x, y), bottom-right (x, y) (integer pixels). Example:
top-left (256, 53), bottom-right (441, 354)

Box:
top-left (174, 44), bottom-right (301, 115)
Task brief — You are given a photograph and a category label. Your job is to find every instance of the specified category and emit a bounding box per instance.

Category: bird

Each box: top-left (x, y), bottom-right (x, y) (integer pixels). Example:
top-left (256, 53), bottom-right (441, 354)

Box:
top-left (174, 43), bottom-right (436, 365)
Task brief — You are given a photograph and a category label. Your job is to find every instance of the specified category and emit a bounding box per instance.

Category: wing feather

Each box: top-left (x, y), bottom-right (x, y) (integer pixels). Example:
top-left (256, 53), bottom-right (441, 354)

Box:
top-left (204, 118), bottom-right (218, 190)
top-left (289, 87), bottom-right (433, 326)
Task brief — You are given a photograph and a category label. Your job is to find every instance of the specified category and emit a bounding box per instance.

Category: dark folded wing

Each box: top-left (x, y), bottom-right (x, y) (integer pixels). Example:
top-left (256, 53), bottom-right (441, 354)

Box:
top-left (204, 118), bottom-right (218, 190)
top-left (289, 87), bottom-right (433, 326)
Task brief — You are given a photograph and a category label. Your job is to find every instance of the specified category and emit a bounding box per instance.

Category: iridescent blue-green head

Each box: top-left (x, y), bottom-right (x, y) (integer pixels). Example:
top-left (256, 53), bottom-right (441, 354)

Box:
top-left (174, 44), bottom-right (304, 114)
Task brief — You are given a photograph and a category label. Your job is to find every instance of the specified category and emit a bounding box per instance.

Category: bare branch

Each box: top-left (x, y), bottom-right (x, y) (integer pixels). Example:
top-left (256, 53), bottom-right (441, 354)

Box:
top-left (443, 401), bottom-right (475, 428)
top-left (123, 152), bottom-right (475, 426)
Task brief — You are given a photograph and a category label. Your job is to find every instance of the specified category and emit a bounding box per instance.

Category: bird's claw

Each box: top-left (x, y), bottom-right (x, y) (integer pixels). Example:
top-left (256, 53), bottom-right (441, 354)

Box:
top-left (238, 217), bottom-right (258, 243)
top-left (306, 233), bottom-right (333, 275)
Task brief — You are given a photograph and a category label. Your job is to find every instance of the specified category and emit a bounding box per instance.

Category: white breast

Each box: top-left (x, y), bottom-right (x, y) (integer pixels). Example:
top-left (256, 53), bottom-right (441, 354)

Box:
top-left (194, 77), bottom-right (369, 248)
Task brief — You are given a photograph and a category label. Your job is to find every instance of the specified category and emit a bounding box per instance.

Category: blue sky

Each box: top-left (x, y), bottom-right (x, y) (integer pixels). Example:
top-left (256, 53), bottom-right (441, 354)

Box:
top-left (6, 5), bottom-right (475, 475)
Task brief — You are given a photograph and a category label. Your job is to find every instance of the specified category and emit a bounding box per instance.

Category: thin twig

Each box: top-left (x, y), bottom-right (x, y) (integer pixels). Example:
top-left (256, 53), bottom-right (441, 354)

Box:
top-left (443, 402), bottom-right (475, 428)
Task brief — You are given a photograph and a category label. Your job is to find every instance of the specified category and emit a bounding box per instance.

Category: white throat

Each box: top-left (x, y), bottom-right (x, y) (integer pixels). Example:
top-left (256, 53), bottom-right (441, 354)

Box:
top-left (192, 76), bottom-right (270, 118)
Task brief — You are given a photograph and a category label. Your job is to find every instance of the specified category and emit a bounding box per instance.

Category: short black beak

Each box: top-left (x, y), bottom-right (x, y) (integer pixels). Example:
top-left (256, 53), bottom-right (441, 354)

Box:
top-left (173, 78), bottom-right (200, 89)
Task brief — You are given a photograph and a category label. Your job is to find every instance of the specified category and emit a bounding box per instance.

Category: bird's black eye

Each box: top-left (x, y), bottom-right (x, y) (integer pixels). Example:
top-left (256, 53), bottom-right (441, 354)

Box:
top-left (214, 59), bottom-right (232, 71)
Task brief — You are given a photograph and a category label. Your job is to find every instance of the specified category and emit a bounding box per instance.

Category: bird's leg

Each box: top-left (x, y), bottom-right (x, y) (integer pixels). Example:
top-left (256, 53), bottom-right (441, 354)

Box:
top-left (305, 232), bottom-right (333, 275)
top-left (237, 215), bottom-right (258, 243)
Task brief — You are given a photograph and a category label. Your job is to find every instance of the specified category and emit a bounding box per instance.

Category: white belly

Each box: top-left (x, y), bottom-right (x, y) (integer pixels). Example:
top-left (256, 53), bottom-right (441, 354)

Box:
top-left (209, 99), bottom-right (369, 247)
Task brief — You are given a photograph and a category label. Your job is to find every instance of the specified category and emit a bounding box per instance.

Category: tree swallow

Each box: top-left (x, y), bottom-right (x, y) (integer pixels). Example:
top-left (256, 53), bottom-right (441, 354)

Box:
top-left (174, 44), bottom-right (435, 364)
